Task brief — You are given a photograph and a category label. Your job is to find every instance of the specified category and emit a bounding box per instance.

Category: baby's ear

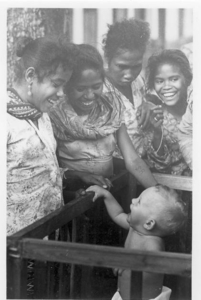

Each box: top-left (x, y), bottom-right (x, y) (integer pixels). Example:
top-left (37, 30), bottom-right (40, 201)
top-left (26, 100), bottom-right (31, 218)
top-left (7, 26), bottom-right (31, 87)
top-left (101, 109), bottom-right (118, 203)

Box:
top-left (143, 219), bottom-right (155, 231)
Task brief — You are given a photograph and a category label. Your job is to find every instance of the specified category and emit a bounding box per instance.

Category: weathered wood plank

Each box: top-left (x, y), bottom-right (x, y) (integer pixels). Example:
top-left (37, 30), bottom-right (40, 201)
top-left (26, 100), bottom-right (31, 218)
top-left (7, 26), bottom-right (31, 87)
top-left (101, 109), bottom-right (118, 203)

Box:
top-left (20, 239), bottom-right (191, 278)
top-left (9, 194), bottom-right (94, 239)
top-left (9, 171), bottom-right (129, 239)
top-left (153, 173), bottom-right (192, 191)
top-left (7, 246), bottom-right (28, 299)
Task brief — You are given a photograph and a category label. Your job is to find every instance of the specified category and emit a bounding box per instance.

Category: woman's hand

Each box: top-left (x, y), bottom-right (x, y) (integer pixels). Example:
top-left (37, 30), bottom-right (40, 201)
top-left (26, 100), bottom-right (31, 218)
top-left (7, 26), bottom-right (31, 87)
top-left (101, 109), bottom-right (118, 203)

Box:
top-left (137, 101), bottom-right (151, 129)
top-left (138, 99), bottom-right (163, 130)
top-left (149, 106), bottom-right (163, 133)
top-left (86, 185), bottom-right (110, 202)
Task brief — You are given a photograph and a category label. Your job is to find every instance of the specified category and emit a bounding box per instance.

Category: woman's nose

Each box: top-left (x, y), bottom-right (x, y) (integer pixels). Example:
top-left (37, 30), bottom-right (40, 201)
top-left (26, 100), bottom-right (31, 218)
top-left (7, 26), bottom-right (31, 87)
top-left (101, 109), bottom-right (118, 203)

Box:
top-left (85, 89), bottom-right (95, 99)
top-left (57, 86), bottom-right (65, 97)
top-left (163, 80), bottom-right (171, 88)
top-left (124, 69), bottom-right (134, 80)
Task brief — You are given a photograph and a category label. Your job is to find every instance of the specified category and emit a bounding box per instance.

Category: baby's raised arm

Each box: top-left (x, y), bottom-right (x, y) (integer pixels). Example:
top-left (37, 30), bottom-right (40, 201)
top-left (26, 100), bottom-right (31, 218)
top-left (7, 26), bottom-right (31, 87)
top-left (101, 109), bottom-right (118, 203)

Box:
top-left (86, 185), bottom-right (129, 230)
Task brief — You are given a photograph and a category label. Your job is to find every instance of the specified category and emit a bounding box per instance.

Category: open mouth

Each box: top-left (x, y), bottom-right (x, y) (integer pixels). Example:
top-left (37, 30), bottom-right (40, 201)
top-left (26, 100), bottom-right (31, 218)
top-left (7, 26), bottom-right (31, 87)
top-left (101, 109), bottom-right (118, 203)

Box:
top-left (121, 80), bottom-right (132, 85)
top-left (161, 92), bottom-right (177, 99)
top-left (47, 98), bottom-right (61, 105)
top-left (80, 99), bottom-right (95, 107)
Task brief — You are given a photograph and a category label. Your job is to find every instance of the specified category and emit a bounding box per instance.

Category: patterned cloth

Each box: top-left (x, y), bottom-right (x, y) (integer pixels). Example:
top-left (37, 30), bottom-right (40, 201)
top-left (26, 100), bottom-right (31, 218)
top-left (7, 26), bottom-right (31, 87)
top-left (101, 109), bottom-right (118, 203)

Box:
top-left (145, 87), bottom-right (193, 175)
top-left (7, 92), bottom-right (63, 236)
top-left (49, 93), bottom-right (124, 142)
top-left (103, 76), bottom-right (153, 158)
top-left (7, 88), bottom-right (42, 121)
top-left (178, 91), bottom-right (193, 170)
top-left (49, 94), bottom-right (124, 176)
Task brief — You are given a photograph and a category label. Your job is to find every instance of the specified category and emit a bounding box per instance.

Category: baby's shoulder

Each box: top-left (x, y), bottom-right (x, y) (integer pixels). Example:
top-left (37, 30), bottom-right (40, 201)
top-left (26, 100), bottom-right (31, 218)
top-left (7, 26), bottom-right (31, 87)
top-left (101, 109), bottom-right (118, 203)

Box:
top-left (144, 236), bottom-right (164, 252)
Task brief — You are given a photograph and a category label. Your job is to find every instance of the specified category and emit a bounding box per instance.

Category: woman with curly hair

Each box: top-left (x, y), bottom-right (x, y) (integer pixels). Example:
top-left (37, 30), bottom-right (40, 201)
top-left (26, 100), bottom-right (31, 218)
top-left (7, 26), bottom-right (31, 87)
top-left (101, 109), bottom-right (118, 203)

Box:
top-left (7, 35), bottom-right (76, 235)
top-left (145, 49), bottom-right (193, 175)
top-left (102, 18), bottom-right (163, 159)
top-left (49, 43), bottom-right (157, 189)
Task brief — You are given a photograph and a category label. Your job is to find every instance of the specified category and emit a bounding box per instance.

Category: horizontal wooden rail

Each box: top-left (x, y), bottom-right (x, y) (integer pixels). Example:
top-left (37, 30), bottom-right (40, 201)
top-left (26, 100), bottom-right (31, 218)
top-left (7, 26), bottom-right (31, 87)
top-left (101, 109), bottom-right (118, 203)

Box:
top-left (16, 238), bottom-right (191, 278)
top-left (9, 170), bottom-right (129, 240)
top-left (153, 173), bottom-right (192, 191)
top-left (9, 193), bottom-right (94, 240)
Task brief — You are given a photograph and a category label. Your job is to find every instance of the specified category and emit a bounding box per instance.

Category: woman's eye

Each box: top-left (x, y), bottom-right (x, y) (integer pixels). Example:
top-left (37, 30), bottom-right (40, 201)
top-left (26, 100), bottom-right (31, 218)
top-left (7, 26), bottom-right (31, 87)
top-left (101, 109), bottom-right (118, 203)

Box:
top-left (53, 82), bottom-right (62, 88)
top-left (155, 79), bottom-right (163, 84)
top-left (171, 77), bottom-right (178, 82)
top-left (93, 85), bottom-right (102, 90)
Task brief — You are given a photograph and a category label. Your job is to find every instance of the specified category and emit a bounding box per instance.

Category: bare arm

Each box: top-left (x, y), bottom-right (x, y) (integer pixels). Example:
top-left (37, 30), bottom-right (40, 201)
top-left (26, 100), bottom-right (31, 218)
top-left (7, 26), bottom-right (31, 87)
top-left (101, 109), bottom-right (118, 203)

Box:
top-left (86, 185), bottom-right (129, 230)
top-left (117, 124), bottom-right (157, 188)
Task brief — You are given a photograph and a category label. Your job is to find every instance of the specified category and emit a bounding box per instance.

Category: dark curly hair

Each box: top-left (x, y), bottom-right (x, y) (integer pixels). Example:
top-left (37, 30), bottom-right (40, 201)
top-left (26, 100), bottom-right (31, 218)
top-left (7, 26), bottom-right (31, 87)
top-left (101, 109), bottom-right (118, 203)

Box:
top-left (146, 49), bottom-right (193, 90)
top-left (14, 35), bottom-right (77, 83)
top-left (65, 43), bottom-right (105, 93)
top-left (102, 18), bottom-right (150, 63)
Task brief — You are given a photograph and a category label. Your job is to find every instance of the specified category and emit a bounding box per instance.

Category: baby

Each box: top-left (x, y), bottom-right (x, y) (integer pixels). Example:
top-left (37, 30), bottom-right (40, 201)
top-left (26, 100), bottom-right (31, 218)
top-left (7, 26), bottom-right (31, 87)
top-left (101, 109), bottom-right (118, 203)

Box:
top-left (86, 184), bottom-right (187, 300)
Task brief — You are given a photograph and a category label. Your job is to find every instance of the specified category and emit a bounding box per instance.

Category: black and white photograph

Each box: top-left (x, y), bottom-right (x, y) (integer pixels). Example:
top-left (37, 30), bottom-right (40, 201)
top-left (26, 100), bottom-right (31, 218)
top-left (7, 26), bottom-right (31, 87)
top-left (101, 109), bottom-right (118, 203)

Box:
top-left (3, 1), bottom-right (200, 299)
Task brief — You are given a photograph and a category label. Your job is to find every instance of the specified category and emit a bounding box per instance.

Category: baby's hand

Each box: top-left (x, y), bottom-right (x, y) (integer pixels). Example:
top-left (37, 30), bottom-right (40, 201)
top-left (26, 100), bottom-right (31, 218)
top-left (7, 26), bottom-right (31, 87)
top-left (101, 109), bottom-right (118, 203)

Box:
top-left (86, 185), bottom-right (109, 202)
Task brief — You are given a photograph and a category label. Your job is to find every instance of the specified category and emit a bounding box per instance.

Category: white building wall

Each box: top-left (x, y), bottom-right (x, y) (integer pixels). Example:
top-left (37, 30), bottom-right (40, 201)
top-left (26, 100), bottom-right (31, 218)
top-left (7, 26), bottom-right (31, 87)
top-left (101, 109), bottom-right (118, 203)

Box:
top-left (71, 8), bottom-right (193, 49)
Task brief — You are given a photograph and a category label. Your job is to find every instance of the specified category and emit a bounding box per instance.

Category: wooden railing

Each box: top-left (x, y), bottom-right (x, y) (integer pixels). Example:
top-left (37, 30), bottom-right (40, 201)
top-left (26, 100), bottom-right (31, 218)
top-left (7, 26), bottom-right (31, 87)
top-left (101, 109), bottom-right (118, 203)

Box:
top-left (7, 170), bottom-right (192, 299)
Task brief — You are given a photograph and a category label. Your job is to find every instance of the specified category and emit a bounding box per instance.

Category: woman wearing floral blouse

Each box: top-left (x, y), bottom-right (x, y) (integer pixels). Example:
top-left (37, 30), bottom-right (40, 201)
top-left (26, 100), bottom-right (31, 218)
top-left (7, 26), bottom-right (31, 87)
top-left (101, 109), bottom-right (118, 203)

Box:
top-left (7, 36), bottom-right (75, 235)
top-left (144, 49), bottom-right (193, 175)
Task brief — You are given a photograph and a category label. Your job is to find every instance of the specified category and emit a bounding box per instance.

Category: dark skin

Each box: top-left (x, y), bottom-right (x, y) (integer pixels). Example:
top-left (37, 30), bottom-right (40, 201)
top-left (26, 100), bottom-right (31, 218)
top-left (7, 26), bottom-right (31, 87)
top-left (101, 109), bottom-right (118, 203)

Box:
top-left (107, 75), bottom-right (163, 130)
top-left (106, 48), bottom-right (163, 130)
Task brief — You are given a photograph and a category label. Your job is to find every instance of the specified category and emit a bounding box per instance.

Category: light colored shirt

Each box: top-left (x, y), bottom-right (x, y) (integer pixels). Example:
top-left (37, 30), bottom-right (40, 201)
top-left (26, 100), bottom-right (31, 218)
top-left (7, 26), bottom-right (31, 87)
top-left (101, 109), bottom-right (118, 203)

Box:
top-left (7, 112), bottom-right (63, 235)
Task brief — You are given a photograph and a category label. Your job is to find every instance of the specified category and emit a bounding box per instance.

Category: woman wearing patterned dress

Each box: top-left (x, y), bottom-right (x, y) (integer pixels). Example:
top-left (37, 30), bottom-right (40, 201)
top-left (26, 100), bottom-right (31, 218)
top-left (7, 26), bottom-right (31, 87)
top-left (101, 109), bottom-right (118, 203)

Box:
top-left (102, 18), bottom-right (163, 159)
top-left (144, 49), bottom-right (193, 175)
top-left (7, 36), bottom-right (75, 235)
top-left (49, 44), bottom-right (157, 189)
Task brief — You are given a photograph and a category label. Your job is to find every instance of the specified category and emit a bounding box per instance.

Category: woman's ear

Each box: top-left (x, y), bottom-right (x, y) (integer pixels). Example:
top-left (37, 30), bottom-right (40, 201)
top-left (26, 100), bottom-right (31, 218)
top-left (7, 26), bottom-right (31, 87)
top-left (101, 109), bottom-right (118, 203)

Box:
top-left (143, 219), bottom-right (155, 231)
top-left (25, 67), bottom-right (36, 83)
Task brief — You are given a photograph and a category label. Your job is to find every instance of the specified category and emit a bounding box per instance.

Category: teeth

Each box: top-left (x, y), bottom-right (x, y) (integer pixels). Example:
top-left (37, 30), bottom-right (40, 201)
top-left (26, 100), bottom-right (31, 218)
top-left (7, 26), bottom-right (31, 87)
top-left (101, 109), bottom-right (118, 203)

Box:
top-left (48, 98), bottom-right (59, 104)
top-left (162, 92), bottom-right (176, 97)
top-left (82, 101), bottom-right (94, 106)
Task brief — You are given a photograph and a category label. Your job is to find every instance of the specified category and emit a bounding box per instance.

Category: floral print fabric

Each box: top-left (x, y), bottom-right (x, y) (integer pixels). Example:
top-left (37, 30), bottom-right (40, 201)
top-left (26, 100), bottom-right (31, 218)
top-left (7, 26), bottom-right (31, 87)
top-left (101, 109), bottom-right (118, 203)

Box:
top-left (103, 76), bottom-right (152, 158)
top-left (7, 108), bottom-right (63, 235)
top-left (145, 87), bottom-right (193, 175)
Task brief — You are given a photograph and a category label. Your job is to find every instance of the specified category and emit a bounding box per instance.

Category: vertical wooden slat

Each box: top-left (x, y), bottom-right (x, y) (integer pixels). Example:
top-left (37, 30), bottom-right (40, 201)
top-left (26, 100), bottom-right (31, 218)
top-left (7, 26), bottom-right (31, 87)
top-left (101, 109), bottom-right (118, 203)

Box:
top-left (130, 271), bottom-right (143, 300)
top-left (158, 9), bottom-right (166, 48)
top-left (7, 246), bottom-right (27, 299)
top-left (135, 8), bottom-right (146, 20)
top-left (179, 8), bottom-right (184, 39)
top-left (84, 9), bottom-right (97, 46)
top-left (63, 9), bottom-right (73, 41)
top-left (113, 9), bottom-right (127, 23)
top-left (34, 260), bottom-right (48, 299)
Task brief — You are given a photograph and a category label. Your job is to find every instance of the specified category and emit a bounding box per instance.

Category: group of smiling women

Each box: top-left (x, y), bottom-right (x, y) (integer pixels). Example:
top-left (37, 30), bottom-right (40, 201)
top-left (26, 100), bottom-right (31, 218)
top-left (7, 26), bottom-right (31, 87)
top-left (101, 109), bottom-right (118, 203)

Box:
top-left (7, 18), bottom-right (192, 236)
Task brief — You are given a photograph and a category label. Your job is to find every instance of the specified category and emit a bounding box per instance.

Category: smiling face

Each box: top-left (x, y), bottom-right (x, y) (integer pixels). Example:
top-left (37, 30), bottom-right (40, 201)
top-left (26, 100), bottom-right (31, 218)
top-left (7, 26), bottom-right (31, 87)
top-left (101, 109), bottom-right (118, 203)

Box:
top-left (68, 68), bottom-right (103, 115)
top-left (108, 49), bottom-right (143, 87)
top-left (30, 65), bottom-right (72, 112)
top-left (127, 187), bottom-right (165, 230)
top-left (154, 63), bottom-right (187, 107)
